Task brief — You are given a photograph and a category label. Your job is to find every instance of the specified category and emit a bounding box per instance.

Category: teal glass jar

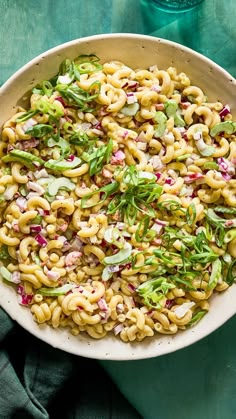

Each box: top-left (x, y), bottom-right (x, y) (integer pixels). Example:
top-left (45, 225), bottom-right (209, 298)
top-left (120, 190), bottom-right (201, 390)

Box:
top-left (145, 0), bottom-right (204, 12)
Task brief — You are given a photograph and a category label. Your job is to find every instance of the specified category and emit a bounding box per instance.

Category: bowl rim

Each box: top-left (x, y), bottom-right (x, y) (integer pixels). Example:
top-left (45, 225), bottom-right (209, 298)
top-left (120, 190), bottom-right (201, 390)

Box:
top-left (1, 33), bottom-right (236, 92)
top-left (1, 33), bottom-right (236, 360)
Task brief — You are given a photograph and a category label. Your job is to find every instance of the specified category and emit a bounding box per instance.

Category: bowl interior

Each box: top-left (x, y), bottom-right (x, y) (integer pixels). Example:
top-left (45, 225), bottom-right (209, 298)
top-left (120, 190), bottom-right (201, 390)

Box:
top-left (0, 33), bottom-right (236, 360)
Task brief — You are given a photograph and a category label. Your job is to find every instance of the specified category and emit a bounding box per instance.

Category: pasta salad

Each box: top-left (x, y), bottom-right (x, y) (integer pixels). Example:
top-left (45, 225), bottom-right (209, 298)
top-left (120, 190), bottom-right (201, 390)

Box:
top-left (0, 54), bottom-right (236, 342)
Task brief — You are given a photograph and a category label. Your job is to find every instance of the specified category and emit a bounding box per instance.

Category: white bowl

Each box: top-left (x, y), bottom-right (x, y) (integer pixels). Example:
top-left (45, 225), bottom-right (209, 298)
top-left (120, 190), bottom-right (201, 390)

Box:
top-left (1, 33), bottom-right (236, 360)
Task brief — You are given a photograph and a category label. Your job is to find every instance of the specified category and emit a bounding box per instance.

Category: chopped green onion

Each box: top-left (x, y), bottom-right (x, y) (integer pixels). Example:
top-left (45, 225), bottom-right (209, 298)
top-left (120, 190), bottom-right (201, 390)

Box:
top-left (186, 203), bottom-right (196, 225)
top-left (15, 109), bottom-right (39, 122)
top-left (187, 310), bottom-right (207, 327)
top-left (35, 99), bottom-right (64, 119)
top-left (135, 216), bottom-right (156, 242)
top-left (226, 259), bottom-right (236, 286)
top-left (81, 181), bottom-right (119, 209)
top-left (69, 131), bottom-right (90, 146)
top-left (0, 245), bottom-right (10, 261)
top-left (38, 284), bottom-right (76, 296)
top-left (214, 206), bottom-right (236, 215)
top-left (137, 277), bottom-right (175, 308)
top-left (81, 139), bottom-right (113, 176)
top-left (2, 150), bottom-right (44, 169)
top-left (25, 124), bottom-right (53, 138)
top-left (224, 229), bottom-right (236, 244)
top-left (208, 259), bottom-right (222, 290)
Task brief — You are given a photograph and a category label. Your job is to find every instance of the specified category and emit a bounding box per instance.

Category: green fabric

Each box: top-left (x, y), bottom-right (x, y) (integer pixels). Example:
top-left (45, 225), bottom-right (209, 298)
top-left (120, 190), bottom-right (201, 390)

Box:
top-left (102, 315), bottom-right (236, 419)
top-left (1, 1), bottom-right (236, 418)
top-left (0, 307), bottom-right (140, 419)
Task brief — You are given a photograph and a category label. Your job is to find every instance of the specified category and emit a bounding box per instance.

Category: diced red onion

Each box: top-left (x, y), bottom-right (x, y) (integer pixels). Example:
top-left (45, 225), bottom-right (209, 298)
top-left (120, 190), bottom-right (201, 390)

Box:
top-left (128, 283), bottom-right (136, 293)
top-left (12, 271), bottom-right (21, 284)
top-left (151, 238), bottom-right (162, 246)
top-left (65, 251), bottom-right (82, 267)
top-left (33, 161), bottom-right (41, 168)
top-left (17, 285), bottom-right (33, 306)
top-left (58, 223), bottom-right (68, 233)
top-left (116, 222), bottom-right (125, 230)
top-left (12, 223), bottom-right (19, 232)
top-left (55, 96), bottom-right (66, 106)
top-left (43, 209), bottom-right (50, 216)
top-left (20, 138), bottom-right (40, 150)
top-left (151, 223), bottom-right (163, 235)
top-left (128, 82), bottom-right (139, 89)
top-left (7, 144), bottom-right (14, 152)
top-left (97, 298), bottom-right (108, 312)
top-left (117, 303), bottom-right (124, 313)
top-left (102, 168), bottom-right (113, 179)
top-left (15, 197), bottom-right (27, 212)
top-left (155, 172), bottom-right (162, 180)
top-left (35, 233), bottom-right (48, 247)
top-left (151, 83), bottom-right (161, 92)
top-left (180, 101), bottom-right (191, 109)
top-left (17, 285), bottom-right (24, 295)
top-left (149, 156), bottom-right (163, 170)
top-left (67, 154), bottom-right (75, 162)
top-left (22, 118), bottom-right (37, 132)
top-left (159, 146), bottom-right (166, 157)
top-left (47, 270), bottom-right (60, 281)
top-left (155, 219), bottom-right (168, 226)
top-left (222, 173), bottom-right (232, 180)
top-left (219, 105), bottom-right (231, 120)
top-left (217, 157), bottom-right (228, 172)
top-left (225, 220), bottom-right (234, 227)
top-left (30, 225), bottom-right (42, 233)
top-left (113, 323), bottom-right (124, 336)
top-left (34, 169), bottom-right (50, 179)
top-left (111, 150), bottom-right (126, 165)
top-left (4, 186), bottom-right (17, 200)
top-left (122, 130), bottom-right (129, 139)
top-left (184, 173), bottom-right (205, 183)
top-left (81, 122), bottom-right (91, 131)
top-left (217, 157), bottom-right (235, 175)
top-left (126, 93), bottom-right (137, 105)
top-left (165, 177), bottom-right (175, 185)
top-left (165, 299), bottom-right (174, 309)
top-left (26, 192), bottom-right (40, 199)
top-left (93, 121), bottom-right (102, 130)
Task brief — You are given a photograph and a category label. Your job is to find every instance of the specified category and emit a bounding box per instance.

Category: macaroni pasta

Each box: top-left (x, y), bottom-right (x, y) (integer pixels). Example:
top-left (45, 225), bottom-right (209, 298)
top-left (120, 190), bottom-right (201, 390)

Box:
top-left (0, 54), bottom-right (235, 343)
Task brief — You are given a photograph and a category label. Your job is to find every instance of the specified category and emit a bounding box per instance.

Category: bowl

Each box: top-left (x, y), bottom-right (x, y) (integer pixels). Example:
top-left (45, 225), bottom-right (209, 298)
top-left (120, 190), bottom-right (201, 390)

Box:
top-left (0, 33), bottom-right (236, 360)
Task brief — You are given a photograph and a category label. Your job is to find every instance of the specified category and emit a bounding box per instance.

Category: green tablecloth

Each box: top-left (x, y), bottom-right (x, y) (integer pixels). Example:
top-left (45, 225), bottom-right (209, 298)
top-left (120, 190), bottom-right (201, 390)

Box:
top-left (1, 1), bottom-right (236, 418)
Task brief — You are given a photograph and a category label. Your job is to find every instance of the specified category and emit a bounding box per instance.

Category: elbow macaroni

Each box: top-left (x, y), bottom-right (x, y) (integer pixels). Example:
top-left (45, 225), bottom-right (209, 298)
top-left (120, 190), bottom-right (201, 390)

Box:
top-left (0, 55), bottom-right (235, 344)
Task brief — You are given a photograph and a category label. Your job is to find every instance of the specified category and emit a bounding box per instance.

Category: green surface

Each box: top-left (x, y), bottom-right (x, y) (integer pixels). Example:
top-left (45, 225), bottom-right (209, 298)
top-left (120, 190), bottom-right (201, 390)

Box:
top-left (1, 0), bottom-right (236, 418)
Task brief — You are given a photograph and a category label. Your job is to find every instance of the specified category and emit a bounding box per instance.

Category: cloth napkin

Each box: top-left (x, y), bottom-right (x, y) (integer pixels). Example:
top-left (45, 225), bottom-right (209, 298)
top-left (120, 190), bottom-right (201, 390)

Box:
top-left (0, 307), bottom-right (140, 418)
top-left (1, 1), bottom-right (236, 418)
top-left (102, 315), bottom-right (236, 419)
